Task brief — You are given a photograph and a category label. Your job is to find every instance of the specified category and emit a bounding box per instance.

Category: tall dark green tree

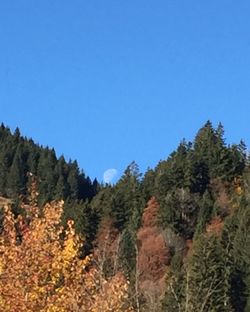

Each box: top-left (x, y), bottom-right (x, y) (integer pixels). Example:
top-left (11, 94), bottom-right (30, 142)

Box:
top-left (187, 234), bottom-right (232, 312)
top-left (222, 198), bottom-right (250, 311)
top-left (6, 143), bottom-right (27, 198)
top-left (67, 160), bottom-right (79, 200)
top-left (159, 188), bottom-right (200, 239)
top-left (37, 148), bottom-right (57, 205)
top-left (194, 190), bottom-right (215, 238)
top-left (112, 162), bottom-right (144, 231)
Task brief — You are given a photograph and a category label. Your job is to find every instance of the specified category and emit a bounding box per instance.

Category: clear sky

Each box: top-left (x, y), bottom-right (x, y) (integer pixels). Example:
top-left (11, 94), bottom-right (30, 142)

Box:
top-left (1, 1), bottom-right (250, 182)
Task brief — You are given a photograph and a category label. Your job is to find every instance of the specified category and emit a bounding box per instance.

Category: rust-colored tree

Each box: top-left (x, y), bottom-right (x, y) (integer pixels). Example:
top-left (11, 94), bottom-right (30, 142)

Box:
top-left (93, 217), bottom-right (121, 278)
top-left (136, 197), bottom-right (170, 311)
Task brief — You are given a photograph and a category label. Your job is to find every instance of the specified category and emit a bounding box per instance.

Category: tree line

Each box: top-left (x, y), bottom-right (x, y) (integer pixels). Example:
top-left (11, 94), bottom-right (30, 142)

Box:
top-left (0, 121), bottom-right (249, 311)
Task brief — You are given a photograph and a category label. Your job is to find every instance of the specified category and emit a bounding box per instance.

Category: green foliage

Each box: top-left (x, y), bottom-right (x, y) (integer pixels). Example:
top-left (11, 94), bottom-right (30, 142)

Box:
top-left (187, 234), bottom-right (232, 312)
top-left (154, 140), bottom-right (192, 196)
top-left (0, 123), bottom-right (97, 204)
top-left (1, 121), bottom-right (249, 311)
top-left (111, 162), bottom-right (144, 231)
top-left (194, 190), bottom-right (215, 238)
top-left (6, 143), bottom-right (27, 198)
top-left (221, 199), bottom-right (250, 311)
top-left (159, 188), bottom-right (200, 239)
top-left (142, 168), bottom-right (156, 201)
top-left (162, 254), bottom-right (186, 312)
top-left (62, 199), bottom-right (99, 255)
top-left (118, 228), bottom-right (136, 279)
top-left (0, 123), bottom-right (99, 256)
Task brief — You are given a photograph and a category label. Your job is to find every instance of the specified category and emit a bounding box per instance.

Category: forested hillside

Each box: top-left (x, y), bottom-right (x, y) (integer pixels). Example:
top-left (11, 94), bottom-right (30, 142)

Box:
top-left (0, 121), bottom-right (250, 311)
top-left (0, 124), bottom-right (98, 203)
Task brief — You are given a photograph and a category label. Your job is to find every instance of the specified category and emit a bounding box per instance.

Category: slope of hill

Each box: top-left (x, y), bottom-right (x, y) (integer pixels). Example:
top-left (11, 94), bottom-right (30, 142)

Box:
top-left (0, 121), bottom-right (249, 311)
top-left (0, 123), bottom-right (98, 204)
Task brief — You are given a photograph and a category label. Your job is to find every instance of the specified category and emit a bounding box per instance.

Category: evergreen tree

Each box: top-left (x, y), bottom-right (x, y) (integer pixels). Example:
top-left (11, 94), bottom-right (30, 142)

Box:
top-left (160, 188), bottom-right (199, 239)
top-left (112, 162), bottom-right (143, 231)
top-left (118, 228), bottom-right (136, 279)
top-left (0, 123), bottom-right (97, 206)
top-left (154, 140), bottom-right (192, 197)
top-left (67, 160), bottom-right (79, 200)
top-left (6, 143), bottom-right (27, 198)
top-left (187, 234), bottom-right (232, 312)
top-left (194, 190), bottom-right (215, 238)
top-left (26, 141), bottom-right (40, 175)
top-left (162, 254), bottom-right (185, 312)
top-left (55, 174), bottom-right (69, 200)
top-left (142, 168), bottom-right (156, 201)
top-left (222, 199), bottom-right (250, 311)
top-left (188, 157), bottom-right (210, 194)
top-left (37, 148), bottom-right (57, 205)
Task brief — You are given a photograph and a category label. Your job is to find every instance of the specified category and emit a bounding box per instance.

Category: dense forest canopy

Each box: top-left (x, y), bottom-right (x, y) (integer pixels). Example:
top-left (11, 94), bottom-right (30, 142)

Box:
top-left (0, 121), bottom-right (250, 311)
top-left (0, 123), bottom-right (98, 202)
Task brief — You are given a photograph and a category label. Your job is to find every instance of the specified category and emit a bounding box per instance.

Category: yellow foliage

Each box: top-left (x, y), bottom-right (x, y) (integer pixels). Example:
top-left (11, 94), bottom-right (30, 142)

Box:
top-left (234, 176), bottom-right (243, 195)
top-left (0, 199), bottom-right (133, 312)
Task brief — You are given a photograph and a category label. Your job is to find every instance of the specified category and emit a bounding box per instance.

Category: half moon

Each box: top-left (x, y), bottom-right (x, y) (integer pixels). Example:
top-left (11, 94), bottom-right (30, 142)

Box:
top-left (103, 168), bottom-right (118, 184)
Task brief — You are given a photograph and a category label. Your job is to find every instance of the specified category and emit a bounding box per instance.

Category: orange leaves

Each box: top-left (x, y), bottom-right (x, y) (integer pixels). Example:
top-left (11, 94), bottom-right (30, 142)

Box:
top-left (0, 200), bottom-right (133, 312)
top-left (0, 200), bottom-right (84, 311)
top-left (137, 198), bottom-right (169, 283)
top-left (206, 216), bottom-right (224, 236)
top-left (90, 272), bottom-right (132, 312)
top-left (135, 198), bottom-right (169, 310)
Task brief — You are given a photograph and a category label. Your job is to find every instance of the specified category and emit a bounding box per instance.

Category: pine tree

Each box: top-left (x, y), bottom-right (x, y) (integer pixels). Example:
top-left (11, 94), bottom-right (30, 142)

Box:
top-left (6, 143), bottom-right (27, 198)
top-left (37, 148), bottom-right (57, 205)
top-left (187, 234), bottom-right (232, 312)
top-left (142, 168), bottom-right (156, 201)
top-left (160, 188), bottom-right (199, 239)
top-left (162, 254), bottom-right (186, 312)
top-left (112, 162), bottom-right (143, 231)
top-left (222, 198), bottom-right (250, 311)
top-left (67, 160), bottom-right (79, 200)
top-left (194, 190), bottom-right (215, 238)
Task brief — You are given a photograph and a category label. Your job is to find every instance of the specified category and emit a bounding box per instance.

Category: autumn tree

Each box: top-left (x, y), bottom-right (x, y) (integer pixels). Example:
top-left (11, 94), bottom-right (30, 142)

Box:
top-left (136, 198), bottom-right (169, 311)
top-left (0, 198), bottom-right (133, 312)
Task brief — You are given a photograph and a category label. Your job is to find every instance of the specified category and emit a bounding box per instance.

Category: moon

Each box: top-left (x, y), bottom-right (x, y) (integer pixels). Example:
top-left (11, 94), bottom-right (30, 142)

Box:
top-left (103, 169), bottom-right (118, 184)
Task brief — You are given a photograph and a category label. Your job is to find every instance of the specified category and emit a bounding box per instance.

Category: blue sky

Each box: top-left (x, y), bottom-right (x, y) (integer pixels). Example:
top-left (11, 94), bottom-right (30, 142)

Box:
top-left (1, 1), bottom-right (250, 182)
